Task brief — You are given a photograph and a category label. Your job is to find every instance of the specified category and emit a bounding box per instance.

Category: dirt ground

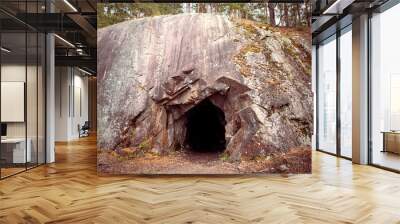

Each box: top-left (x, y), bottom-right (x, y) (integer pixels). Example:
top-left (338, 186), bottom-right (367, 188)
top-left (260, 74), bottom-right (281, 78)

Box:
top-left (97, 147), bottom-right (311, 175)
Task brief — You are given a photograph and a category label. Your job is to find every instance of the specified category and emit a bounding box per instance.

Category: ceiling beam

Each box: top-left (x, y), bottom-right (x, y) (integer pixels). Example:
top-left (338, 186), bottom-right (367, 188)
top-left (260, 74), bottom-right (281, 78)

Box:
top-left (14, 13), bottom-right (81, 32)
top-left (322, 0), bottom-right (356, 14)
top-left (67, 13), bottom-right (96, 39)
top-left (55, 55), bottom-right (96, 71)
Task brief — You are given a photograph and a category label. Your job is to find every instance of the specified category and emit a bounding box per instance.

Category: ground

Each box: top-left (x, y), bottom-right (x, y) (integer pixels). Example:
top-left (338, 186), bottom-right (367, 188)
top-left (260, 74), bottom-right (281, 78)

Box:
top-left (97, 147), bottom-right (311, 174)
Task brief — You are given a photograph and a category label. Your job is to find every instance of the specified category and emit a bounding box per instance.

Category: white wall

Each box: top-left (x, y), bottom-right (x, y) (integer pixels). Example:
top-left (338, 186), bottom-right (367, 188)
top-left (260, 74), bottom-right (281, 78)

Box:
top-left (55, 66), bottom-right (69, 141)
top-left (72, 73), bottom-right (89, 138)
top-left (55, 67), bottom-right (89, 141)
top-left (1, 65), bottom-right (27, 140)
top-left (1, 65), bottom-right (38, 137)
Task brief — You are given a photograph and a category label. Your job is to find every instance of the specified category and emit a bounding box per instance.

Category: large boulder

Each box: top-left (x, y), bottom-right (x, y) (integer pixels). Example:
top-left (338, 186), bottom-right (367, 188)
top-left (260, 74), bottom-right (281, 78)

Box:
top-left (98, 13), bottom-right (312, 161)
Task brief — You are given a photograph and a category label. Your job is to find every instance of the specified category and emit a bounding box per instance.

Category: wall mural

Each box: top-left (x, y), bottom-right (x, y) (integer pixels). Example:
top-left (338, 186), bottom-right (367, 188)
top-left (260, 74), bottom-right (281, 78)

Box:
top-left (97, 3), bottom-right (313, 174)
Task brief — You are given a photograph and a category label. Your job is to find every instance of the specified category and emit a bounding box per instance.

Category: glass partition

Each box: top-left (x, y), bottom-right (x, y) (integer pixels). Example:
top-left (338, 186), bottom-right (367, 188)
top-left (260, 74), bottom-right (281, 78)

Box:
top-left (38, 32), bottom-right (45, 165)
top-left (0, 1), bottom-right (46, 179)
top-left (27, 31), bottom-right (38, 169)
top-left (317, 35), bottom-right (337, 154)
top-left (1, 31), bottom-right (28, 177)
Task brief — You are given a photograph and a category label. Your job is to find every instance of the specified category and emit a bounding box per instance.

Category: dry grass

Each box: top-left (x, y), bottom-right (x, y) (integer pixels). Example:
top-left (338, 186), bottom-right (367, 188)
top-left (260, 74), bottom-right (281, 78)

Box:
top-left (269, 147), bottom-right (312, 173)
top-left (98, 147), bottom-right (311, 174)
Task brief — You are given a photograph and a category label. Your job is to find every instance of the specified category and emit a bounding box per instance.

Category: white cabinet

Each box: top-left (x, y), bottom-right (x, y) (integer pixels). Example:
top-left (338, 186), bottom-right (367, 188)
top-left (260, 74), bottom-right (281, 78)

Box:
top-left (1, 138), bottom-right (32, 163)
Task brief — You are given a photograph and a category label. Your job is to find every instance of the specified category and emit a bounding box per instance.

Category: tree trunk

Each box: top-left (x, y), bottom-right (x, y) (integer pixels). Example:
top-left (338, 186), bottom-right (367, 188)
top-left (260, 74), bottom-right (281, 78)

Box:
top-left (264, 4), bottom-right (269, 24)
top-left (268, 3), bottom-right (275, 26)
top-left (305, 0), bottom-right (311, 27)
top-left (199, 3), bottom-right (207, 13)
top-left (296, 4), bottom-right (301, 26)
top-left (284, 4), bottom-right (289, 27)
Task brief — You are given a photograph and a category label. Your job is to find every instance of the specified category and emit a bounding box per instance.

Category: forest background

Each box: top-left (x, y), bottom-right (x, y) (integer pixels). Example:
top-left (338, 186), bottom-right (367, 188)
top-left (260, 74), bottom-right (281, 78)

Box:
top-left (98, 2), bottom-right (312, 28)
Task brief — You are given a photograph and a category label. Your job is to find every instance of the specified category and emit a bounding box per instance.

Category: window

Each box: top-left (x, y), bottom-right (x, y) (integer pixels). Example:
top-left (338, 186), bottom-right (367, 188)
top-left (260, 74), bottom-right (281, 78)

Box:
top-left (370, 3), bottom-right (400, 171)
top-left (340, 26), bottom-right (352, 158)
top-left (317, 35), bottom-right (337, 154)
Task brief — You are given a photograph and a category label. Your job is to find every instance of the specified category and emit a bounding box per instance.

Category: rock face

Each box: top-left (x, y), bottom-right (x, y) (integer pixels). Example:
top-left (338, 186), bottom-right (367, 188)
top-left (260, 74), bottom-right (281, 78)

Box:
top-left (98, 14), bottom-right (312, 161)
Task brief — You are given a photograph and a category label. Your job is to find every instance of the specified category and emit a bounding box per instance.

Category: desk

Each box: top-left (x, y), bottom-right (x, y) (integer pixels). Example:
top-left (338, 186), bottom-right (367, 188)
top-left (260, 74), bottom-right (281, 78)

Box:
top-left (1, 138), bottom-right (31, 163)
top-left (382, 131), bottom-right (400, 154)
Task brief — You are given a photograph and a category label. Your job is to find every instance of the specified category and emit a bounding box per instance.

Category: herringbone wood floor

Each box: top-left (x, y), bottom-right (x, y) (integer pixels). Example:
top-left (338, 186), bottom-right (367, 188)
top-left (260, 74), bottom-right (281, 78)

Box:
top-left (1, 135), bottom-right (400, 224)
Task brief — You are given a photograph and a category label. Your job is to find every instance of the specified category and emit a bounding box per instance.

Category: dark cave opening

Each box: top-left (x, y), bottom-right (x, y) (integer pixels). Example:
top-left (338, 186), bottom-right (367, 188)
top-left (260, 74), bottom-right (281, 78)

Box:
top-left (184, 99), bottom-right (226, 153)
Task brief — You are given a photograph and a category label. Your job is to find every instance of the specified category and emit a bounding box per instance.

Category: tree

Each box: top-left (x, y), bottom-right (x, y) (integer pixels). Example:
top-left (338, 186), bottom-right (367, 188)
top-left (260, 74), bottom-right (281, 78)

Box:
top-left (98, 3), bottom-right (310, 28)
top-left (98, 3), bottom-right (182, 28)
top-left (268, 3), bottom-right (276, 26)
top-left (197, 3), bottom-right (207, 13)
top-left (305, 0), bottom-right (312, 27)
top-left (283, 4), bottom-right (289, 26)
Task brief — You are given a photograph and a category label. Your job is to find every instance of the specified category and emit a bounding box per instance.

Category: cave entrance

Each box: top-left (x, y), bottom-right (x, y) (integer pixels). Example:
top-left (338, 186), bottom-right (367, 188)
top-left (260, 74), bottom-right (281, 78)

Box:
top-left (184, 99), bottom-right (226, 153)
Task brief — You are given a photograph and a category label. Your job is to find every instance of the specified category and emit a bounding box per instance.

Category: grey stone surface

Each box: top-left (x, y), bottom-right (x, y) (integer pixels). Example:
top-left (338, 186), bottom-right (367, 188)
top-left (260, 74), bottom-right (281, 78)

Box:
top-left (98, 13), bottom-right (312, 160)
